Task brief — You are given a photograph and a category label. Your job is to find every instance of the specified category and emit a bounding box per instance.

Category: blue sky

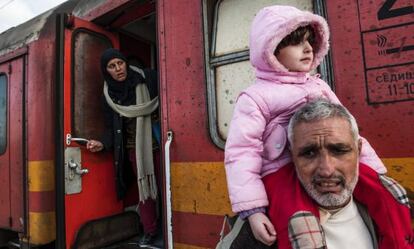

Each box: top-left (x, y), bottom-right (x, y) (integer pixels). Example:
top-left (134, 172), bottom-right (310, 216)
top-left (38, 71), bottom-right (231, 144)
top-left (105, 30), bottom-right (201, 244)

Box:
top-left (0, 0), bottom-right (68, 33)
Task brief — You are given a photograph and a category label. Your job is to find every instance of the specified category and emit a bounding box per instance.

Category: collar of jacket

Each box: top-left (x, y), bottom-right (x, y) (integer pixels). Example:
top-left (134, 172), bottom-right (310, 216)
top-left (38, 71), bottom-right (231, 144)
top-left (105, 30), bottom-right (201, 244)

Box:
top-left (255, 70), bottom-right (314, 84)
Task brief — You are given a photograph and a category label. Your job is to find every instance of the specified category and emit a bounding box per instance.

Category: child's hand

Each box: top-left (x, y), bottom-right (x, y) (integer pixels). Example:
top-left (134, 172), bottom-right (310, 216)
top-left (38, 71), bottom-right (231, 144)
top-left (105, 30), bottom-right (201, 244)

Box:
top-left (248, 212), bottom-right (277, 245)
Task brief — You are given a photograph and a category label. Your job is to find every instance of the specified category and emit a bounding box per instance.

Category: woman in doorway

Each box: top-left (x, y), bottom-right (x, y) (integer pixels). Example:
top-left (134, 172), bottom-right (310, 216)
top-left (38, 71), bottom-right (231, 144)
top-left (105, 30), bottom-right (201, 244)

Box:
top-left (86, 48), bottom-right (159, 246)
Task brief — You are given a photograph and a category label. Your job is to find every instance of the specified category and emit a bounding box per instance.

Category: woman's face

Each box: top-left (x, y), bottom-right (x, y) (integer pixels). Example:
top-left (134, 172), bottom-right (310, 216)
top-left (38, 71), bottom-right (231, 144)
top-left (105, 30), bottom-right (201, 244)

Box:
top-left (106, 58), bottom-right (127, 82)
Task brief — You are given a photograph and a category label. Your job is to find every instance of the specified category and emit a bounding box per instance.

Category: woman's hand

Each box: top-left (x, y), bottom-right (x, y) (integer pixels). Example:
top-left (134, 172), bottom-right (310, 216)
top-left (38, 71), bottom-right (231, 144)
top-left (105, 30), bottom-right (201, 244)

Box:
top-left (86, 140), bottom-right (104, 152)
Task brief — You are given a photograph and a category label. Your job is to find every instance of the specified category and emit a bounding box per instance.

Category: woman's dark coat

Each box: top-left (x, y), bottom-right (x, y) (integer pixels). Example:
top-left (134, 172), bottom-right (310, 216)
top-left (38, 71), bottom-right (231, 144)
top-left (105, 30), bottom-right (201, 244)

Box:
top-left (101, 68), bottom-right (158, 199)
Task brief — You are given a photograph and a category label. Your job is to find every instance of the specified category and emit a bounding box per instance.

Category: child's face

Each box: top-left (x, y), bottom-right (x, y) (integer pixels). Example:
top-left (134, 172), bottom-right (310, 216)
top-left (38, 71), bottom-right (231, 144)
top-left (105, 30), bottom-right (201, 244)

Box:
top-left (276, 32), bottom-right (313, 72)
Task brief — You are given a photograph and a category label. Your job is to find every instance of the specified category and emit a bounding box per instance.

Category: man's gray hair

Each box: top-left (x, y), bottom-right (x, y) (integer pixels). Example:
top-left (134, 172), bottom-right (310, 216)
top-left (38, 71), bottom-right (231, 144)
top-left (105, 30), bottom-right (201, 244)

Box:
top-left (287, 99), bottom-right (359, 144)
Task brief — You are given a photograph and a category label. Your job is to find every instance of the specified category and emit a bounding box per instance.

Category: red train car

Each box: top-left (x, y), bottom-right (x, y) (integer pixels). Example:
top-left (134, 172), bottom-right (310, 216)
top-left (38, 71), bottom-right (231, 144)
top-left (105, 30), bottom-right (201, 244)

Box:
top-left (0, 0), bottom-right (412, 248)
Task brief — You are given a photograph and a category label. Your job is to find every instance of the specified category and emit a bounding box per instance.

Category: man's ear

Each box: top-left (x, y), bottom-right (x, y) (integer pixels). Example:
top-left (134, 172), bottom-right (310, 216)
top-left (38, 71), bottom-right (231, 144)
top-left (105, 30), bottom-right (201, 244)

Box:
top-left (357, 138), bottom-right (362, 155)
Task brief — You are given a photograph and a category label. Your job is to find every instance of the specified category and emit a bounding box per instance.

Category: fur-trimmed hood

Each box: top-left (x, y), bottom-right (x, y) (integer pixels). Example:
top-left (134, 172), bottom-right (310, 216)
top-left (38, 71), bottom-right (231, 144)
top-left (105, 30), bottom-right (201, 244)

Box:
top-left (249, 5), bottom-right (330, 74)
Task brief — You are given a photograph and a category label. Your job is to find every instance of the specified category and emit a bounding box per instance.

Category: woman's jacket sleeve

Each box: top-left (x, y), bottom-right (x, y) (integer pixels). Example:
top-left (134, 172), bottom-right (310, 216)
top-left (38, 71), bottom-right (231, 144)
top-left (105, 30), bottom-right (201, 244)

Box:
top-left (100, 97), bottom-right (114, 151)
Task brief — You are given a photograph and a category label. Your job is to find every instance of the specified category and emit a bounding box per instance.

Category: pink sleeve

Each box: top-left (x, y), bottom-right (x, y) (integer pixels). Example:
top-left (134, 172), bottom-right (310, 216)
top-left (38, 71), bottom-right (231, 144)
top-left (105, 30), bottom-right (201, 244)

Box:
top-left (359, 136), bottom-right (387, 174)
top-left (224, 93), bottom-right (269, 212)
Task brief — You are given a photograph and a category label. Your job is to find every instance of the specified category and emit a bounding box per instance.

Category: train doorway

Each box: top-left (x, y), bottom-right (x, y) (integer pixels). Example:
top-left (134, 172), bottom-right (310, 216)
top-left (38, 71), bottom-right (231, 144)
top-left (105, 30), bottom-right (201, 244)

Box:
top-left (58, 1), bottom-right (163, 248)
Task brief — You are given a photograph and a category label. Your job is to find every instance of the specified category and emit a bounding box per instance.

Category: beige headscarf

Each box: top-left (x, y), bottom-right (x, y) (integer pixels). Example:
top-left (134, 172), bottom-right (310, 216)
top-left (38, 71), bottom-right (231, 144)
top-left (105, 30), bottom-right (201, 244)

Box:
top-left (103, 66), bottom-right (159, 202)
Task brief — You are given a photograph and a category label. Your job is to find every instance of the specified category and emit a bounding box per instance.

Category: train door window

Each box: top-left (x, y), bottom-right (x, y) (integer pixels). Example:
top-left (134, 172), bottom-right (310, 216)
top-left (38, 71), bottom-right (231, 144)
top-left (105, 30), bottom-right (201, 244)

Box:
top-left (0, 74), bottom-right (6, 154)
top-left (203, 0), bottom-right (331, 148)
top-left (72, 30), bottom-right (112, 139)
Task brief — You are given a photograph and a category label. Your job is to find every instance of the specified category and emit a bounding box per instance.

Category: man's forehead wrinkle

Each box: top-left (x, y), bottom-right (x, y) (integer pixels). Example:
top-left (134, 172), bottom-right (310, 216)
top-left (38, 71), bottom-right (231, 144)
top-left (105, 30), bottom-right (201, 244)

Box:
top-left (296, 137), bottom-right (351, 151)
top-left (299, 143), bottom-right (318, 150)
top-left (296, 125), bottom-right (335, 137)
top-left (310, 128), bottom-right (336, 138)
top-left (327, 142), bottom-right (350, 148)
top-left (300, 128), bottom-right (348, 142)
top-left (292, 118), bottom-right (356, 153)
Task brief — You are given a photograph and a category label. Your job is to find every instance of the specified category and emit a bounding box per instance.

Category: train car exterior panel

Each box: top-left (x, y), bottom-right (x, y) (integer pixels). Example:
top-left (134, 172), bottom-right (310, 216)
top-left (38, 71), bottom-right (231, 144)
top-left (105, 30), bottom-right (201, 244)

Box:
top-left (27, 41), bottom-right (56, 161)
top-left (28, 160), bottom-right (55, 244)
top-left (73, 0), bottom-right (130, 21)
top-left (0, 56), bottom-right (24, 233)
top-left (172, 211), bottom-right (224, 248)
top-left (160, 0), bottom-right (223, 162)
top-left (327, 0), bottom-right (414, 156)
top-left (0, 65), bottom-right (10, 229)
top-left (158, 0), bottom-right (228, 248)
top-left (326, 0), bottom-right (414, 207)
top-left (173, 243), bottom-right (207, 249)
top-left (383, 157), bottom-right (414, 210)
top-left (171, 162), bottom-right (231, 216)
top-left (25, 31), bottom-right (60, 245)
top-left (174, 243), bottom-right (207, 249)
top-left (27, 211), bottom-right (55, 246)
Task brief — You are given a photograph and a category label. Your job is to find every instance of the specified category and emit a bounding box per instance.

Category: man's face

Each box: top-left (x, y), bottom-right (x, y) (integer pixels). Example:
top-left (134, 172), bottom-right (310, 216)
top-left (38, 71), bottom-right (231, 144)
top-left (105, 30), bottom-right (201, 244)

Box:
top-left (291, 117), bottom-right (362, 210)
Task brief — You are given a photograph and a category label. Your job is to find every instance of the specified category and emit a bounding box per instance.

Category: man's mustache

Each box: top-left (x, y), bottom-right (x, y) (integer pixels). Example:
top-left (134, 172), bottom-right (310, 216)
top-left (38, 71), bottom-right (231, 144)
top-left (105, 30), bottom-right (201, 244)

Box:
top-left (312, 175), bottom-right (346, 187)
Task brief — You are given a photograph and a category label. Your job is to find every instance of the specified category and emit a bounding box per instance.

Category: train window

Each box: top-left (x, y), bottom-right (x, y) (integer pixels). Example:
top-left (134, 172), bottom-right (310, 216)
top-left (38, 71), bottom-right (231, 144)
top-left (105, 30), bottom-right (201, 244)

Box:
top-left (72, 30), bottom-right (112, 140)
top-left (203, 0), bottom-right (332, 149)
top-left (0, 74), bottom-right (6, 154)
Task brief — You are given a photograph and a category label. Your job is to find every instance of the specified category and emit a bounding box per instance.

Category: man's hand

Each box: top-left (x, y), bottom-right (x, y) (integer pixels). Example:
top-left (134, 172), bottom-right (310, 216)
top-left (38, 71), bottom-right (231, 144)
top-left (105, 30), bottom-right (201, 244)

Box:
top-left (247, 212), bottom-right (277, 245)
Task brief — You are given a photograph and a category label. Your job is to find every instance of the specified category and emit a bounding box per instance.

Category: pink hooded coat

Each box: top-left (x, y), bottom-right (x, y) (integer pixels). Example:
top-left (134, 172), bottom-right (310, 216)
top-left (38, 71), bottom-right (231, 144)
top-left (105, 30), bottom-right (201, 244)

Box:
top-left (224, 5), bottom-right (386, 213)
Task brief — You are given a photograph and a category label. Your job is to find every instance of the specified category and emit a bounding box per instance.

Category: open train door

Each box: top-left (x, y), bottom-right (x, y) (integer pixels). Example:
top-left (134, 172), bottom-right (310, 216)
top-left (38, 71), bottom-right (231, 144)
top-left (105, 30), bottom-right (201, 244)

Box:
top-left (56, 14), bottom-right (131, 249)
